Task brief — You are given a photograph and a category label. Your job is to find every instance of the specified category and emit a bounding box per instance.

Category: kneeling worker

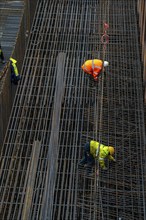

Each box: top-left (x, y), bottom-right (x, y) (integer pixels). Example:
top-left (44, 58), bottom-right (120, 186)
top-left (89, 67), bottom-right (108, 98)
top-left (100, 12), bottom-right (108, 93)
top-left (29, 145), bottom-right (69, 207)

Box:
top-left (81, 59), bottom-right (109, 81)
top-left (79, 140), bottom-right (116, 170)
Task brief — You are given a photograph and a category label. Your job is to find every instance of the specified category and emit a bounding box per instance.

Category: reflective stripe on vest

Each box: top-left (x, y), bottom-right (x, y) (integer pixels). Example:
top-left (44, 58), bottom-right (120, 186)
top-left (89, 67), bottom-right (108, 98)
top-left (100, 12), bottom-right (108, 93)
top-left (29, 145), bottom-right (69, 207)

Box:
top-left (91, 60), bottom-right (102, 69)
top-left (84, 63), bottom-right (92, 74)
top-left (99, 157), bottom-right (104, 160)
top-left (12, 63), bottom-right (19, 76)
top-left (91, 60), bottom-right (102, 71)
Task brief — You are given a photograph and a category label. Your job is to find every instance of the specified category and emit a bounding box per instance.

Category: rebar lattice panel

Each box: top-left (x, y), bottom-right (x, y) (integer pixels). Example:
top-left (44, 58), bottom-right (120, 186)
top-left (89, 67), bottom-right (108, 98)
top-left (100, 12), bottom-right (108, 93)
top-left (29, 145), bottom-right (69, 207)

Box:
top-left (0, 0), bottom-right (145, 220)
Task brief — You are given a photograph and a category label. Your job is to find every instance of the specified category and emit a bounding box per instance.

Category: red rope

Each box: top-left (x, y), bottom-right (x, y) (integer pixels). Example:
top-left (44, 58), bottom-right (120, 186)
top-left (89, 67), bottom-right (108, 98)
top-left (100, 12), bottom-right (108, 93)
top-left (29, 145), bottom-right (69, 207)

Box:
top-left (101, 22), bottom-right (109, 55)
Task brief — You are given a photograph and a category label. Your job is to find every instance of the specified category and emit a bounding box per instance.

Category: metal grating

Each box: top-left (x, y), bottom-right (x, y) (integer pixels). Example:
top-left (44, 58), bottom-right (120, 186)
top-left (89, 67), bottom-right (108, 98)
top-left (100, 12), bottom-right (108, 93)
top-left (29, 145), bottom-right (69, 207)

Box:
top-left (0, 0), bottom-right (145, 219)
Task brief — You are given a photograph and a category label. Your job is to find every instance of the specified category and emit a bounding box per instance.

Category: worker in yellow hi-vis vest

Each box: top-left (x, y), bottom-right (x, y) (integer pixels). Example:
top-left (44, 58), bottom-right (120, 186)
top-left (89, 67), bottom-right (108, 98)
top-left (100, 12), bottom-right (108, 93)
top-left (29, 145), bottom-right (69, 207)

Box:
top-left (10, 57), bottom-right (21, 85)
top-left (79, 140), bottom-right (116, 170)
top-left (81, 59), bottom-right (109, 81)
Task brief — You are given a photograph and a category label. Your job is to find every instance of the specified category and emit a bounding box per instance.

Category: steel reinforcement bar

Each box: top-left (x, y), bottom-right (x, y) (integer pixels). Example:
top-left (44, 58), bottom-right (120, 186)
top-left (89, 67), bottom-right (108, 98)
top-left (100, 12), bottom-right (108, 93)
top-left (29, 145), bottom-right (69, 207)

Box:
top-left (0, 0), bottom-right (145, 219)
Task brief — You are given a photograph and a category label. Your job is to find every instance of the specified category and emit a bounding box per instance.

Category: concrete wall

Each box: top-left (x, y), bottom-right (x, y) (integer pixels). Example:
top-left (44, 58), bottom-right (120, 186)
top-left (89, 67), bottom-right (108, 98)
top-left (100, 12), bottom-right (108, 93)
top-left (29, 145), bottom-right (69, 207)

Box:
top-left (0, 0), bottom-right (38, 146)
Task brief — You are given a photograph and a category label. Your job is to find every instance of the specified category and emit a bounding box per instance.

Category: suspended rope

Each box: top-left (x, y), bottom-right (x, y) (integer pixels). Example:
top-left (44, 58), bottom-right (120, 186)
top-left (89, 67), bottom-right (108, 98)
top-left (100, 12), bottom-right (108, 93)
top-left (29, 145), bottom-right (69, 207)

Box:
top-left (95, 0), bottom-right (110, 195)
top-left (97, 11), bottom-right (110, 152)
top-left (98, 21), bottom-right (109, 141)
top-left (96, 20), bottom-right (109, 170)
top-left (101, 22), bottom-right (109, 60)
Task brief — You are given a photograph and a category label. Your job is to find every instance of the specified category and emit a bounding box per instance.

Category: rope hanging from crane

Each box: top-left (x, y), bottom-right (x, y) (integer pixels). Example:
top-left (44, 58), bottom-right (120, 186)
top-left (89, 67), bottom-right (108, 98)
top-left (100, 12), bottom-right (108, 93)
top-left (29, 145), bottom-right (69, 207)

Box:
top-left (101, 22), bottom-right (109, 59)
top-left (95, 21), bottom-right (109, 194)
top-left (98, 21), bottom-right (109, 144)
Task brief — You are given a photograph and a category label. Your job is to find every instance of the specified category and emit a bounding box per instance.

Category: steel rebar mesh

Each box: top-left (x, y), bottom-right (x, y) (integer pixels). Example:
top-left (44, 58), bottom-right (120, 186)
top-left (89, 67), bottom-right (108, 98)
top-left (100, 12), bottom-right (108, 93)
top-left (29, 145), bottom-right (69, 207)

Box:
top-left (0, 0), bottom-right (145, 220)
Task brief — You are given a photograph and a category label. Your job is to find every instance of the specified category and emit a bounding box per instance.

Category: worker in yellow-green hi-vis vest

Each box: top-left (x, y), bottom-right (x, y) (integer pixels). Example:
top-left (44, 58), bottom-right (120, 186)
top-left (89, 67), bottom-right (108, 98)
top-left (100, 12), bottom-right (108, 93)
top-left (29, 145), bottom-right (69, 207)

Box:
top-left (10, 57), bottom-right (20, 85)
top-left (79, 140), bottom-right (116, 170)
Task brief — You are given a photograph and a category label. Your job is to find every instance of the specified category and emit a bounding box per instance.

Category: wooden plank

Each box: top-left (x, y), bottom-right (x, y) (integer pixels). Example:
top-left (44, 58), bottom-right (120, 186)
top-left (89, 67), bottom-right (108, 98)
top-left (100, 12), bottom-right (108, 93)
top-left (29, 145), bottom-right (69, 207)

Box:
top-left (41, 52), bottom-right (66, 219)
top-left (22, 140), bottom-right (41, 220)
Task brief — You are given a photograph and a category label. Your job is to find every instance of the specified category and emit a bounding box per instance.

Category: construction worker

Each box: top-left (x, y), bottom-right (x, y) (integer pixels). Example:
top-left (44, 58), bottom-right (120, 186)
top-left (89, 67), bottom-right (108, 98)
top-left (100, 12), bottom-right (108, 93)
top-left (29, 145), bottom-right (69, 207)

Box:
top-left (0, 45), bottom-right (5, 64)
top-left (79, 140), bottom-right (116, 170)
top-left (10, 57), bottom-right (20, 85)
top-left (81, 59), bottom-right (109, 81)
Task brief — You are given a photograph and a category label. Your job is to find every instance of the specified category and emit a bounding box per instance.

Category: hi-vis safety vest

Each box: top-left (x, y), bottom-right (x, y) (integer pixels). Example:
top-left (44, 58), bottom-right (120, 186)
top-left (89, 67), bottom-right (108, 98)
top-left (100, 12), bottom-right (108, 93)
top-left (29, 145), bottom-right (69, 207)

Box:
top-left (10, 58), bottom-right (19, 76)
top-left (81, 59), bottom-right (103, 77)
top-left (89, 140), bottom-right (115, 169)
top-left (90, 140), bottom-right (104, 158)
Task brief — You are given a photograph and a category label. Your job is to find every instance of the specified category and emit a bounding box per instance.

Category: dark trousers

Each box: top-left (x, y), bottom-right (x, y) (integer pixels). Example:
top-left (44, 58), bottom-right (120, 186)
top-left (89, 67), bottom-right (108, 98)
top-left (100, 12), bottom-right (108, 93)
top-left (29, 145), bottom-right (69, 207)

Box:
top-left (11, 74), bottom-right (21, 85)
top-left (79, 142), bottom-right (95, 166)
top-left (0, 51), bottom-right (4, 62)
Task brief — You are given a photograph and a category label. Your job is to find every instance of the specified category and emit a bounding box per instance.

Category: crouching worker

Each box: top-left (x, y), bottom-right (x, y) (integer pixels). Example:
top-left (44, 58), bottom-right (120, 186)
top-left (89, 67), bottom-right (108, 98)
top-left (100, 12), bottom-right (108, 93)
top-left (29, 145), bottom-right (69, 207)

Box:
top-left (79, 140), bottom-right (115, 170)
top-left (10, 57), bottom-right (21, 85)
top-left (81, 59), bottom-right (109, 81)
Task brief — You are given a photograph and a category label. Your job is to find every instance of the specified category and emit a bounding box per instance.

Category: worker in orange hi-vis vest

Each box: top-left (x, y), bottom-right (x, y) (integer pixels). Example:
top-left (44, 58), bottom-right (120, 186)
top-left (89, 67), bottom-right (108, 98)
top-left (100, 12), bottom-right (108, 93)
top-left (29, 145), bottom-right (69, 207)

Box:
top-left (81, 59), bottom-right (109, 81)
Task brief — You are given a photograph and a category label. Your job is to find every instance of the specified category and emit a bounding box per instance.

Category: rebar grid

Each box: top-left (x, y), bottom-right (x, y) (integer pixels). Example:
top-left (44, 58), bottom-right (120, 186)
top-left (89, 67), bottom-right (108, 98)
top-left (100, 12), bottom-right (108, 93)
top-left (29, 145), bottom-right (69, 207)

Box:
top-left (0, 0), bottom-right (145, 220)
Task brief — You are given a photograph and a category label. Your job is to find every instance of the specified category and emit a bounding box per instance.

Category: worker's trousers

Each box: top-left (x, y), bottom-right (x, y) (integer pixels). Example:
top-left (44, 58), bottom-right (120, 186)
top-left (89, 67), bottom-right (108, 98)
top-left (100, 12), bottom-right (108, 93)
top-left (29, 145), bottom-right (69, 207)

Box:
top-left (11, 73), bottom-right (21, 85)
top-left (79, 142), bottom-right (95, 166)
top-left (0, 51), bottom-right (4, 62)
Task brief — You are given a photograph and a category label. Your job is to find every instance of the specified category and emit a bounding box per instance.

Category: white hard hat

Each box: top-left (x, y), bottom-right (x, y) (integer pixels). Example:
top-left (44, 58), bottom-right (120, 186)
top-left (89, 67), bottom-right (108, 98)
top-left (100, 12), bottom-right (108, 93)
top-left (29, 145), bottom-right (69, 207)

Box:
top-left (103, 61), bottom-right (109, 67)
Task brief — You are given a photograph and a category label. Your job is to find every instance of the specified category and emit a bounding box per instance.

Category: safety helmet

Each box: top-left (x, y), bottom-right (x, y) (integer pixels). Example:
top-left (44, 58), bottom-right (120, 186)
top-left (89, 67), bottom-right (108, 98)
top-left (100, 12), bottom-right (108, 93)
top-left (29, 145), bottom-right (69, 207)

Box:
top-left (103, 61), bottom-right (109, 67)
top-left (108, 146), bottom-right (115, 155)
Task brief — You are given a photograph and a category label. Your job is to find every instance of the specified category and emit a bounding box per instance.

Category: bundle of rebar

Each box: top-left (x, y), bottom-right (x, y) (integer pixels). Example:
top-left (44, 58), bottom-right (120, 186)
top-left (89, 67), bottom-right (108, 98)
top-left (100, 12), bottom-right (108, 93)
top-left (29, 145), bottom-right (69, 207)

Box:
top-left (0, 0), bottom-right (145, 219)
